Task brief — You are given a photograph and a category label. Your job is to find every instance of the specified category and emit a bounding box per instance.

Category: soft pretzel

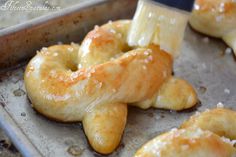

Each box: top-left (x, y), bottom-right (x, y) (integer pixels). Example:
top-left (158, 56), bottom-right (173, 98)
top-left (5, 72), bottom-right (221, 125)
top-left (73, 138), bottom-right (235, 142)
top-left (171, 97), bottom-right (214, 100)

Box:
top-left (135, 128), bottom-right (236, 157)
top-left (24, 20), bottom-right (197, 154)
top-left (135, 108), bottom-right (236, 157)
top-left (181, 108), bottom-right (236, 140)
top-left (189, 0), bottom-right (236, 55)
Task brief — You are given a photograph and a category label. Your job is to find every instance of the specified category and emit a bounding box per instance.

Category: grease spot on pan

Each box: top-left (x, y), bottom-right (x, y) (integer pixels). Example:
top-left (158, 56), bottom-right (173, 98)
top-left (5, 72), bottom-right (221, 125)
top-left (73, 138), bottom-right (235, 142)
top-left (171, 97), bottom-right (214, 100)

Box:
top-left (13, 88), bottom-right (25, 97)
top-left (199, 86), bottom-right (207, 94)
top-left (67, 145), bottom-right (84, 156)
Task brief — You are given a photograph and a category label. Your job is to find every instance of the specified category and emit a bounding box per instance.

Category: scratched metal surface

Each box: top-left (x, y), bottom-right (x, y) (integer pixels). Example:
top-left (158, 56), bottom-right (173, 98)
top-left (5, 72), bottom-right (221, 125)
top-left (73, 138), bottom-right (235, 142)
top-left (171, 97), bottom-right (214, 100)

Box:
top-left (0, 1), bottom-right (236, 157)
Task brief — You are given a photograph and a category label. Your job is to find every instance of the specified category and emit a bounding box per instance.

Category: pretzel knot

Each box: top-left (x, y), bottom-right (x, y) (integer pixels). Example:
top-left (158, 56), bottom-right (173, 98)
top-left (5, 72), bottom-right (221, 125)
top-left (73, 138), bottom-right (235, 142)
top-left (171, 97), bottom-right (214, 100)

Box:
top-left (24, 20), bottom-right (197, 154)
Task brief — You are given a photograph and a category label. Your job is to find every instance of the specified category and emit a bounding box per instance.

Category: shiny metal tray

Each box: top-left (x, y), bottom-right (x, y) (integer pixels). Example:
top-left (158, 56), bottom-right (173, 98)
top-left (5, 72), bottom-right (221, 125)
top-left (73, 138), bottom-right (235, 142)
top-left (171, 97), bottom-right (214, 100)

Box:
top-left (0, 0), bottom-right (236, 157)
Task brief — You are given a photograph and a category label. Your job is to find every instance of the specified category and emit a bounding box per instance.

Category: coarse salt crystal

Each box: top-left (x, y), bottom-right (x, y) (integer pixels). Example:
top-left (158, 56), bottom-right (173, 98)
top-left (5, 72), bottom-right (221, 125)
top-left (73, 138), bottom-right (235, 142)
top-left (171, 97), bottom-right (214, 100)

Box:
top-left (93, 79), bottom-right (99, 84)
top-left (195, 128), bottom-right (204, 137)
top-left (70, 42), bottom-right (75, 45)
top-left (59, 76), bottom-right (64, 81)
top-left (87, 73), bottom-right (91, 78)
top-left (148, 12), bottom-right (153, 18)
top-left (67, 47), bottom-right (74, 52)
top-left (219, 2), bottom-right (225, 12)
top-left (217, 102), bottom-right (224, 108)
top-left (225, 48), bottom-right (232, 54)
top-left (78, 64), bottom-right (82, 69)
top-left (42, 47), bottom-right (48, 51)
top-left (194, 4), bottom-right (200, 10)
top-left (53, 52), bottom-right (58, 56)
top-left (110, 29), bottom-right (116, 34)
top-left (144, 51), bottom-right (150, 56)
top-left (90, 68), bottom-right (95, 73)
top-left (50, 70), bottom-right (56, 76)
top-left (190, 138), bottom-right (196, 143)
top-left (94, 25), bottom-right (99, 30)
top-left (221, 136), bottom-right (236, 146)
top-left (144, 59), bottom-right (149, 63)
top-left (170, 128), bottom-right (178, 132)
top-left (224, 88), bottom-right (230, 94)
top-left (71, 72), bottom-right (78, 79)
top-left (131, 53), bottom-right (136, 57)
top-left (216, 15), bottom-right (224, 22)
top-left (195, 111), bottom-right (200, 116)
top-left (96, 82), bottom-right (103, 89)
top-left (148, 55), bottom-right (153, 61)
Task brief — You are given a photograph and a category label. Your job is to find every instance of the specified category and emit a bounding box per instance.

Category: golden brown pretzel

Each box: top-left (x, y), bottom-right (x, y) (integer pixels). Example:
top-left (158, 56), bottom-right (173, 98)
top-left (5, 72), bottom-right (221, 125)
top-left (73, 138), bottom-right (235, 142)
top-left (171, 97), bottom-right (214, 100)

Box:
top-left (24, 20), bottom-right (197, 154)
top-left (135, 108), bottom-right (236, 157)
top-left (190, 0), bottom-right (236, 54)
top-left (181, 108), bottom-right (236, 140)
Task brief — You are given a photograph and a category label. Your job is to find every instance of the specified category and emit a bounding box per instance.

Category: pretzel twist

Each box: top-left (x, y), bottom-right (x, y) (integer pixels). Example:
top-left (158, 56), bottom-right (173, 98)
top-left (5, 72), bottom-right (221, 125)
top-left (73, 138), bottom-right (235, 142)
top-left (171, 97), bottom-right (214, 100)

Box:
top-left (24, 20), bottom-right (197, 154)
top-left (135, 108), bottom-right (236, 157)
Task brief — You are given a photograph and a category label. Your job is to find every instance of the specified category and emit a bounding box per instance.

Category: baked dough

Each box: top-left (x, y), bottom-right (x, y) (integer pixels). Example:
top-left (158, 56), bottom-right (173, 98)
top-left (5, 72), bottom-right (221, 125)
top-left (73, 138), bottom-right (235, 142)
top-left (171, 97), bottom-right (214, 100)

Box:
top-left (135, 128), bottom-right (236, 157)
top-left (135, 108), bottom-right (236, 157)
top-left (181, 108), bottom-right (236, 140)
top-left (190, 0), bottom-right (236, 55)
top-left (24, 20), bottom-right (197, 154)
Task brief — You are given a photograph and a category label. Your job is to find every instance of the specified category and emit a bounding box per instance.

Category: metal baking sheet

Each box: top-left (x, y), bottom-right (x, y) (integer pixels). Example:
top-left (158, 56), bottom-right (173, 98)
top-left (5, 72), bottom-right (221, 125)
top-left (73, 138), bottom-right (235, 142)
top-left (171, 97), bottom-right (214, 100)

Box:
top-left (0, 0), bottom-right (136, 69)
top-left (0, 0), bottom-right (236, 157)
